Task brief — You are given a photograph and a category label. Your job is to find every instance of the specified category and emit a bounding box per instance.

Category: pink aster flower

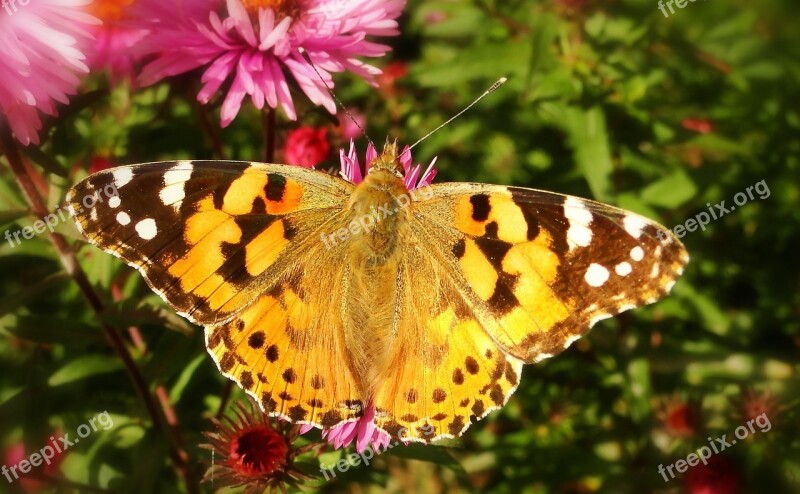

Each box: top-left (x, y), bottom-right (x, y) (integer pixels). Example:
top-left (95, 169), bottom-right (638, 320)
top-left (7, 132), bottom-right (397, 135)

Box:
top-left (339, 140), bottom-right (438, 190)
top-left (129, 0), bottom-right (405, 127)
top-left (85, 0), bottom-right (147, 85)
top-left (0, 0), bottom-right (99, 145)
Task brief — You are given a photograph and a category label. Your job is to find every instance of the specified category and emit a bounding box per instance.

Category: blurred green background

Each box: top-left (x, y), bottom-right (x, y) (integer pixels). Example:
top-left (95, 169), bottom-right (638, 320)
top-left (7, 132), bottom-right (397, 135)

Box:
top-left (1, 0), bottom-right (799, 492)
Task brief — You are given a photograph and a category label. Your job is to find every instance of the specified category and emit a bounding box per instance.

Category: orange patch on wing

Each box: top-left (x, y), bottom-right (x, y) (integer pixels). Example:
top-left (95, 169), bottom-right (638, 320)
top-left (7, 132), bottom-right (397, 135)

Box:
top-left (267, 176), bottom-right (303, 214)
top-left (454, 195), bottom-right (487, 236)
top-left (222, 169), bottom-right (268, 215)
top-left (169, 206), bottom-right (241, 292)
top-left (487, 196), bottom-right (529, 243)
top-left (458, 239), bottom-right (497, 301)
top-left (245, 220), bottom-right (289, 277)
top-left (220, 170), bottom-right (304, 216)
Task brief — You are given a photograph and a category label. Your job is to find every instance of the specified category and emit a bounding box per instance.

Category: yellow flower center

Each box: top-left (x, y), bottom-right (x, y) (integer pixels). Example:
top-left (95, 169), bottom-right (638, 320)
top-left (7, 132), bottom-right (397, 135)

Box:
top-left (241, 0), bottom-right (300, 19)
top-left (88, 0), bottom-right (135, 22)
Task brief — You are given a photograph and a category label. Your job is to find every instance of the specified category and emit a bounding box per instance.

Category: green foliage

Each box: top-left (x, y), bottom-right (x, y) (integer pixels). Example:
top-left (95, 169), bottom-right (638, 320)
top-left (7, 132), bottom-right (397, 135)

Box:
top-left (1, 0), bottom-right (799, 493)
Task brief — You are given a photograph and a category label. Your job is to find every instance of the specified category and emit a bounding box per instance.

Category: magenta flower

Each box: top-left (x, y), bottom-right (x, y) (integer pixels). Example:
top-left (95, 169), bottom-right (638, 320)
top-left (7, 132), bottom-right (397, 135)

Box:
top-left (85, 0), bottom-right (147, 85)
top-left (321, 403), bottom-right (393, 453)
top-left (339, 140), bottom-right (438, 190)
top-left (0, 0), bottom-right (99, 145)
top-left (283, 126), bottom-right (330, 167)
top-left (129, 0), bottom-right (405, 127)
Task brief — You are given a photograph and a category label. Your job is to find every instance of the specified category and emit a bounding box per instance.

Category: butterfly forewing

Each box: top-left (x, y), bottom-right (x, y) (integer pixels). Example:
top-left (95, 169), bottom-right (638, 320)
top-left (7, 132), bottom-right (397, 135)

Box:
top-left (412, 183), bottom-right (689, 364)
top-left (67, 161), bottom-right (352, 324)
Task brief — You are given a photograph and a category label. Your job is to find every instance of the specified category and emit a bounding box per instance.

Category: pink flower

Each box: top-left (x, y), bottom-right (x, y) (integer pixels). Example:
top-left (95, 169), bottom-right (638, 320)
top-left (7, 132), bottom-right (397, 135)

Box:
top-left (339, 140), bottom-right (438, 190)
top-left (283, 126), bottom-right (330, 167)
top-left (321, 403), bottom-right (392, 453)
top-left (682, 117), bottom-right (714, 134)
top-left (4, 436), bottom-right (65, 490)
top-left (0, 0), bottom-right (99, 145)
top-left (85, 0), bottom-right (147, 85)
top-left (129, 0), bottom-right (405, 127)
top-left (337, 109), bottom-right (366, 140)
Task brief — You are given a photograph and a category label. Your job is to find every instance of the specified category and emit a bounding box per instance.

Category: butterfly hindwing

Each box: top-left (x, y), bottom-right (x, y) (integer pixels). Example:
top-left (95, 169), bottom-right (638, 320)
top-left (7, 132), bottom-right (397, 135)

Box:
top-left (205, 249), bottom-right (365, 429)
top-left (371, 243), bottom-right (523, 442)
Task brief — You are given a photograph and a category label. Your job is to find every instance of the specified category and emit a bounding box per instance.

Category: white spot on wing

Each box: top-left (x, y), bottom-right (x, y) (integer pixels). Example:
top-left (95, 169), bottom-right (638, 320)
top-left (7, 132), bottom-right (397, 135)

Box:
top-left (160, 162), bottom-right (193, 210)
top-left (589, 313), bottom-right (612, 327)
top-left (563, 334), bottom-right (581, 349)
top-left (108, 196), bottom-right (121, 208)
top-left (630, 246), bottom-right (645, 262)
top-left (615, 262), bottom-right (632, 276)
top-left (564, 196), bottom-right (593, 251)
top-left (650, 263), bottom-right (660, 278)
top-left (116, 212), bottom-right (130, 225)
top-left (623, 215), bottom-right (647, 238)
top-left (112, 168), bottom-right (134, 188)
top-left (584, 263), bottom-right (609, 287)
top-left (135, 218), bottom-right (157, 240)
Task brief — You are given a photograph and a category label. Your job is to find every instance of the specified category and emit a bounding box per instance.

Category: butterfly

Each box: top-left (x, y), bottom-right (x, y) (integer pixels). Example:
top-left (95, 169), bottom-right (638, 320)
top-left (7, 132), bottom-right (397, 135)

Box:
top-left (67, 141), bottom-right (688, 443)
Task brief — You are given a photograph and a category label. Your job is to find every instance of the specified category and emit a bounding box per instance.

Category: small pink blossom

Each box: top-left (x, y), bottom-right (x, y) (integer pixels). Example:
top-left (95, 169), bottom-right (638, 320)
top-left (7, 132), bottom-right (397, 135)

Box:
top-left (337, 110), bottom-right (367, 141)
top-left (321, 403), bottom-right (392, 453)
top-left (0, 0), bottom-right (99, 145)
top-left (129, 0), bottom-right (405, 127)
top-left (339, 140), bottom-right (438, 190)
top-left (283, 126), bottom-right (330, 167)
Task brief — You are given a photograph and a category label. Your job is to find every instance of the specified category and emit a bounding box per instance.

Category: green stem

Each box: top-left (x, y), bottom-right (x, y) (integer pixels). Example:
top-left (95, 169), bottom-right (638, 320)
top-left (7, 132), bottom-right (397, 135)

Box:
top-left (0, 119), bottom-right (199, 494)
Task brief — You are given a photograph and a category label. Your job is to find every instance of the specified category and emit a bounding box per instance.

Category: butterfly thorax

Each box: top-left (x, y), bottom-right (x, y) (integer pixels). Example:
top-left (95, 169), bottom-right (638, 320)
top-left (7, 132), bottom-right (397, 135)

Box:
top-left (346, 149), bottom-right (410, 266)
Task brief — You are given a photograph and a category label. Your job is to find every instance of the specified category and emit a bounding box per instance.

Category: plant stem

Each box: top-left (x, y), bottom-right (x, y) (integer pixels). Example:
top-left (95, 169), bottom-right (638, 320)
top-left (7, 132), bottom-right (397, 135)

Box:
top-left (194, 98), bottom-right (227, 160)
top-left (265, 107), bottom-right (276, 163)
top-left (0, 121), bottom-right (199, 494)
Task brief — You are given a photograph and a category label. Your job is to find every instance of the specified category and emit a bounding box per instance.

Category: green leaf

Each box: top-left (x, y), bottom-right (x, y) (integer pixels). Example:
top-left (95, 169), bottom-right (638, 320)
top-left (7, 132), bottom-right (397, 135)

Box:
top-left (48, 355), bottom-right (124, 386)
top-left (168, 354), bottom-right (206, 404)
top-left (640, 170), bottom-right (697, 208)
top-left (7, 315), bottom-right (103, 347)
top-left (387, 443), bottom-right (467, 477)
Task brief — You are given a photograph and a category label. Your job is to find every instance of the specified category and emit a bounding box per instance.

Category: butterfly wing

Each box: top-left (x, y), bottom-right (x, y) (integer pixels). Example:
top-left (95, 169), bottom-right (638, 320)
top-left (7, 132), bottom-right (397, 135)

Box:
top-left (68, 161), bottom-right (365, 427)
top-left (372, 182), bottom-right (688, 441)
top-left (414, 183), bottom-right (688, 363)
top-left (371, 241), bottom-right (524, 442)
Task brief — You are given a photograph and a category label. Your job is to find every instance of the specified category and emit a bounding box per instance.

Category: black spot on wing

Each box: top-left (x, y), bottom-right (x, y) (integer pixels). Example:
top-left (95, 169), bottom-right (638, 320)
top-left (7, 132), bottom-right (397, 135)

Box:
top-left (508, 187), bottom-right (542, 241)
top-left (473, 234), bottom-right (512, 271)
top-left (470, 194), bottom-right (491, 221)
top-left (265, 173), bottom-right (287, 202)
top-left (486, 272), bottom-right (519, 315)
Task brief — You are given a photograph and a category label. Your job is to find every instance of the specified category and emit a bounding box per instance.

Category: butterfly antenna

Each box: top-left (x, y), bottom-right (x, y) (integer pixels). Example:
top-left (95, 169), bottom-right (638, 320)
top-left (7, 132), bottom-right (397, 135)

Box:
top-left (408, 77), bottom-right (507, 151)
top-left (298, 47), bottom-right (375, 149)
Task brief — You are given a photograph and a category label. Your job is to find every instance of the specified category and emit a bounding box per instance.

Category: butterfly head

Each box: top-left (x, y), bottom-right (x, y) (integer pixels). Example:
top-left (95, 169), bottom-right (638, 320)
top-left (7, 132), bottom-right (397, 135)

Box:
top-left (368, 140), bottom-right (405, 178)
